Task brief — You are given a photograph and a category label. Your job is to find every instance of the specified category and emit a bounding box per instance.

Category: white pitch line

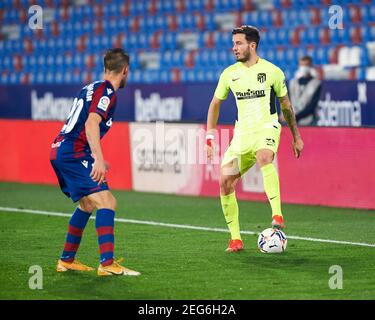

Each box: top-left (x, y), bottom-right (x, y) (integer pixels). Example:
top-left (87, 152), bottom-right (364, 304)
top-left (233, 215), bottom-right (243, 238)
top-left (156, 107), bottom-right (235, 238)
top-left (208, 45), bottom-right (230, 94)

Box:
top-left (1, 206), bottom-right (375, 248)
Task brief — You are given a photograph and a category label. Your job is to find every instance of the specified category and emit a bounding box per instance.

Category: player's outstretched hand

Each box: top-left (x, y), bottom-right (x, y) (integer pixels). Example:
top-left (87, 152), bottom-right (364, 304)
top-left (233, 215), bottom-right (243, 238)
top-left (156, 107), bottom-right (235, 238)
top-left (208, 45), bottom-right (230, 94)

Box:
top-left (91, 156), bottom-right (107, 185)
top-left (292, 137), bottom-right (304, 158)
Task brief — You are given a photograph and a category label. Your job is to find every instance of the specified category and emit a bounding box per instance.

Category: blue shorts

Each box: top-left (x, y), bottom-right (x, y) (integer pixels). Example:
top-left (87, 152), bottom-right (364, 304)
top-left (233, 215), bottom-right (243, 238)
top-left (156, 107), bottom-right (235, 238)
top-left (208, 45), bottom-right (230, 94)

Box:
top-left (50, 155), bottom-right (109, 202)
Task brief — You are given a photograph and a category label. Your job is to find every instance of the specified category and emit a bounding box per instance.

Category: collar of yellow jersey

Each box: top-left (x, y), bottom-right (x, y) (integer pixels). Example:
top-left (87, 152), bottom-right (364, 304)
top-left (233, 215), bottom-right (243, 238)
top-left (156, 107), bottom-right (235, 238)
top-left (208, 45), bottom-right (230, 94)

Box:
top-left (239, 57), bottom-right (261, 69)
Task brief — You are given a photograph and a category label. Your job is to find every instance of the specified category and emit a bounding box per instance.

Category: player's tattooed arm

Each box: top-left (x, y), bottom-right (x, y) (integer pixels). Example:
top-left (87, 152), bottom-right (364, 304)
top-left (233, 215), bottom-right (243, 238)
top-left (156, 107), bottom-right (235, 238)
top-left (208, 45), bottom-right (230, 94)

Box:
top-left (279, 94), bottom-right (300, 139)
top-left (278, 94), bottom-right (304, 158)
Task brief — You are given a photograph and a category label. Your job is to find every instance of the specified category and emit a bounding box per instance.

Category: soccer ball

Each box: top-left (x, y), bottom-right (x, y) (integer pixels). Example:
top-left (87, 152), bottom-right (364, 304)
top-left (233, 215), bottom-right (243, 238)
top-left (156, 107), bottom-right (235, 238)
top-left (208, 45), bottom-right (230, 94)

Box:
top-left (257, 228), bottom-right (287, 253)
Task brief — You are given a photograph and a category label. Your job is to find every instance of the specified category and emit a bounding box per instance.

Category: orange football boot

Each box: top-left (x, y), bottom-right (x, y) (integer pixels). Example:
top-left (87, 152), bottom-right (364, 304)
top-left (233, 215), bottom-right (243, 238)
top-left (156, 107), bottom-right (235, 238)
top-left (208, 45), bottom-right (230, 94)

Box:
top-left (56, 259), bottom-right (94, 272)
top-left (225, 239), bottom-right (244, 252)
top-left (272, 215), bottom-right (285, 229)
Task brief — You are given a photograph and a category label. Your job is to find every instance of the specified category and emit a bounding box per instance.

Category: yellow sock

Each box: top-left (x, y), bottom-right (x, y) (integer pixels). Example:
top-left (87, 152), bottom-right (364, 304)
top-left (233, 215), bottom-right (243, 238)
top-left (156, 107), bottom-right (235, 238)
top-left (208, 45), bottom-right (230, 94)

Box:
top-left (260, 163), bottom-right (282, 217)
top-left (220, 192), bottom-right (241, 240)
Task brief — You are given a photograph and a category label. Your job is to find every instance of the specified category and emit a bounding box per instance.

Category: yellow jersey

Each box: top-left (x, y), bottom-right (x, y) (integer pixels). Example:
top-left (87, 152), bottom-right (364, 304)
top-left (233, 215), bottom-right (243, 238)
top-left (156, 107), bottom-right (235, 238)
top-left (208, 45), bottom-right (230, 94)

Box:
top-left (214, 58), bottom-right (287, 131)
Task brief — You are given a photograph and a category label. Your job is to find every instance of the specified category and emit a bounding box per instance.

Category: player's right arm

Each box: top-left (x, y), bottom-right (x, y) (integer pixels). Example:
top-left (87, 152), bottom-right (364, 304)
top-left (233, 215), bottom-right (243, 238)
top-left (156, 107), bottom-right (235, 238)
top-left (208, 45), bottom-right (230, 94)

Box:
top-left (206, 96), bottom-right (223, 160)
top-left (85, 113), bottom-right (107, 185)
top-left (206, 70), bottom-right (229, 161)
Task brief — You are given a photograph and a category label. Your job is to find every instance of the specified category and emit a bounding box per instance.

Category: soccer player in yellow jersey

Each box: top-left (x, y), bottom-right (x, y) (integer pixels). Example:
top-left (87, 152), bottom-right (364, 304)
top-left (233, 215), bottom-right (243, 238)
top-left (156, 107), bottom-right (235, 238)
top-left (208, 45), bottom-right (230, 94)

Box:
top-left (206, 26), bottom-right (304, 252)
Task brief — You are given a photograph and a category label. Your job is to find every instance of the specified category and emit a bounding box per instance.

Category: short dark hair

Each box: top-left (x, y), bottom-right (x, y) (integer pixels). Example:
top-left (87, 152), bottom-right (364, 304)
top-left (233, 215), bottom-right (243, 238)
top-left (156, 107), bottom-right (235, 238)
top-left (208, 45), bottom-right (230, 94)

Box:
top-left (300, 55), bottom-right (313, 65)
top-left (232, 25), bottom-right (260, 48)
top-left (104, 48), bottom-right (130, 73)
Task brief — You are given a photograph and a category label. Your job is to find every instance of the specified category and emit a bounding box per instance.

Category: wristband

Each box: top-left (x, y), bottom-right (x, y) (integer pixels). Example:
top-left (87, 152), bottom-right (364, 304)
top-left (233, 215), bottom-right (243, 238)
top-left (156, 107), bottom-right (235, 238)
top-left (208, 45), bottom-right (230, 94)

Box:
top-left (206, 134), bottom-right (214, 147)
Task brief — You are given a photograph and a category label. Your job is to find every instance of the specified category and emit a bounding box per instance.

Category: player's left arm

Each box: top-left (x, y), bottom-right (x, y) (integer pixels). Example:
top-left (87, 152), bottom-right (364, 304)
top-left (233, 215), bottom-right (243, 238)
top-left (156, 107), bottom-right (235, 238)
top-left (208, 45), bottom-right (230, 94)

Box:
top-left (278, 94), bottom-right (304, 158)
top-left (86, 113), bottom-right (107, 185)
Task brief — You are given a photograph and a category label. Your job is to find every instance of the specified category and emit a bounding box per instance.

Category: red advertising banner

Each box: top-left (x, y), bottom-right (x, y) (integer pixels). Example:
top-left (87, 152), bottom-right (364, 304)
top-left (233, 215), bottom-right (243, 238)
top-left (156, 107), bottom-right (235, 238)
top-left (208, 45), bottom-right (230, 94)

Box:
top-left (199, 125), bottom-right (375, 210)
top-left (0, 120), bottom-right (132, 191)
top-left (277, 127), bottom-right (375, 209)
top-left (0, 120), bottom-right (374, 209)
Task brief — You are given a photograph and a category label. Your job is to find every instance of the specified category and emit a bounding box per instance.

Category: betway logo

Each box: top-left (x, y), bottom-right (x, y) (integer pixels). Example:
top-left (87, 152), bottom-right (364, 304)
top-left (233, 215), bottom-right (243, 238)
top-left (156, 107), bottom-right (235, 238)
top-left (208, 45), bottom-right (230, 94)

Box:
top-left (135, 89), bottom-right (183, 122)
top-left (31, 90), bottom-right (73, 120)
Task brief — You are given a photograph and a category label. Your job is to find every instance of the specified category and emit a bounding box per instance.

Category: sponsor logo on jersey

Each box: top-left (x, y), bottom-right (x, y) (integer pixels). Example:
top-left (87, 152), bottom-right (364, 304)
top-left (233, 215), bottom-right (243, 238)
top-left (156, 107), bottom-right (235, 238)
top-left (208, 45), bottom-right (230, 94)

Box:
top-left (106, 118), bottom-right (113, 127)
top-left (81, 160), bottom-right (88, 168)
top-left (257, 73), bottom-right (266, 83)
top-left (235, 89), bottom-right (265, 100)
top-left (98, 96), bottom-right (110, 111)
top-left (107, 88), bottom-right (113, 95)
top-left (86, 83), bottom-right (95, 102)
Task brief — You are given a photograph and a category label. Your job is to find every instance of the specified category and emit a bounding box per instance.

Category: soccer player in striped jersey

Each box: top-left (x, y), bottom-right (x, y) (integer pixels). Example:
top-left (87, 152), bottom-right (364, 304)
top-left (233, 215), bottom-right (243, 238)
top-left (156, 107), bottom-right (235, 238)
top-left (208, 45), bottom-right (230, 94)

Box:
top-left (50, 48), bottom-right (140, 276)
top-left (206, 26), bottom-right (304, 253)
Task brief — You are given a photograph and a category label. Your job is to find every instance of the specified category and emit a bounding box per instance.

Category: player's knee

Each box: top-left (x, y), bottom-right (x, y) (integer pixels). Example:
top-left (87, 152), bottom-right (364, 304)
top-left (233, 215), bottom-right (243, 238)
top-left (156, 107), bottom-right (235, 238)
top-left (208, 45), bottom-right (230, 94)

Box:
top-left (102, 193), bottom-right (117, 211)
top-left (220, 175), bottom-right (235, 195)
top-left (256, 153), bottom-right (274, 167)
top-left (110, 195), bottom-right (117, 211)
top-left (79, 203), bottom-right (95, 213)
top-left (89, 191), bottom-right (117, 211)
top-left (78, 199), bottom-right (95, 213)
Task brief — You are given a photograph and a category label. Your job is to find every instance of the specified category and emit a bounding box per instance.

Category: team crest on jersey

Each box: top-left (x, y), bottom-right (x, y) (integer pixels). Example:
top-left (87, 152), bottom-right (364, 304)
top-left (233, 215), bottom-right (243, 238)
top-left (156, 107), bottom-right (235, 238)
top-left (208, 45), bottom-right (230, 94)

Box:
top-left (257, 73), bottom-right (266, 83)
top-left (98, 96), bottom-right (110, 111)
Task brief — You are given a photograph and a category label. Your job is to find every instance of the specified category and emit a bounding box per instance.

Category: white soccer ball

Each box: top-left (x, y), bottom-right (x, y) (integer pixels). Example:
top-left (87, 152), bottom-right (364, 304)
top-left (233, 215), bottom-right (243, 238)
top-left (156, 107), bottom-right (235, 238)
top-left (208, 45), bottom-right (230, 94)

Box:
top-left (257, 228), bottom-right (287, 253)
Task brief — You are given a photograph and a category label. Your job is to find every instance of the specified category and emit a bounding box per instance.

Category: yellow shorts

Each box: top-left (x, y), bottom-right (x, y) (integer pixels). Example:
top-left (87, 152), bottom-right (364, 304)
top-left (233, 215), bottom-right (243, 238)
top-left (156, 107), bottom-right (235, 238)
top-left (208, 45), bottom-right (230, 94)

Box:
top-left (221, 122), bottom-right (281, 176)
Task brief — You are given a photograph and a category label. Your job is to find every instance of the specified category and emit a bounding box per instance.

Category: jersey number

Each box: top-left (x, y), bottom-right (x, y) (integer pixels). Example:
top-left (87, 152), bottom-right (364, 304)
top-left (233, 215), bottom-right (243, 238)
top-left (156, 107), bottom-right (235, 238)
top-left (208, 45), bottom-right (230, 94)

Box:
top-left (61, 98), bottom-right (84, 134)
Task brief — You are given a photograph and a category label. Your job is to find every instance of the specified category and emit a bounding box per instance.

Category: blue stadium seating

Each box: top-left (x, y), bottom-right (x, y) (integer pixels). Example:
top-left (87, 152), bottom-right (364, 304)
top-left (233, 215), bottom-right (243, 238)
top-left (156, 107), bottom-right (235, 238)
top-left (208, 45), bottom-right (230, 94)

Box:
top-left (0, 0), bottom-right (374, 84)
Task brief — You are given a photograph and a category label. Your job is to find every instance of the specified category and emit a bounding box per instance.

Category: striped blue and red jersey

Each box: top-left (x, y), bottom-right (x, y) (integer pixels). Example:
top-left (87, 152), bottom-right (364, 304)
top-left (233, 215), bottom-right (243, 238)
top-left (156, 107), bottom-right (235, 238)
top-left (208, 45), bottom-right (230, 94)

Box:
top-left (51, 80), bottom-right (117, 160)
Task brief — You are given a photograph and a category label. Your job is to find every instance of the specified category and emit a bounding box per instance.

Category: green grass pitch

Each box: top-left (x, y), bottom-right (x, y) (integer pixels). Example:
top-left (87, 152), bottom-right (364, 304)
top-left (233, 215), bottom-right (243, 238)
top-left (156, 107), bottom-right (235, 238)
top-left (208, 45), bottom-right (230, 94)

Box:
top-left (0, 182), bottom-right (374, 300)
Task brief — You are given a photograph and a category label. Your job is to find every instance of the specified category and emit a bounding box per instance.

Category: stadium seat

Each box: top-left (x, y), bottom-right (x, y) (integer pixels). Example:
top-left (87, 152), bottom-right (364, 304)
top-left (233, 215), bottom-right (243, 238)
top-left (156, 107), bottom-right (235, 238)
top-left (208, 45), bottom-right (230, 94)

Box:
top-left (267, 28), bottom-right (277, 46)
top-left (271, 9), bottom-right (282, 27)
top-left (360, 4), bottom-right (370, 23)
top-left (186, 0), bottom-right (204, 12)
top-left (159, 68), bottom-right (172, 83)
top-left (284, 47), bottom-right (297, 65)
top-left (356, 67), bottom-right (366, 80)
top-left (275, 28), bottom-right (288, 44)
top-left (180, 68), bottom-right (195, 82)
top-left (350, 26), bottom-right (362, 44)
top-left (315, 46), bottom-right (329, 65)
top-left (338, 45), bottom-right (368, 68)
top-left (349, 5), bottom-right (361, 23)
top-left (369, 4), bottom-right (375, 22)
top-left (0, 0), bottom-right (374, 85)
top-left (242, 11), bottom-right (259, 27)
top-left (275, 48), bottom-right (285, 65)
top-left (297, 27), bottom-right (307, 45)
top-left (369, 25), bottom-right (375, 41)
top-left (322, 64), bottom-right (350, 80)
top-left (365, 66), bottom-right (375, 80)
top-left (359, 25), bottom-right (369, 43)
top-left (154, 15), bottom-right (167, 31)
